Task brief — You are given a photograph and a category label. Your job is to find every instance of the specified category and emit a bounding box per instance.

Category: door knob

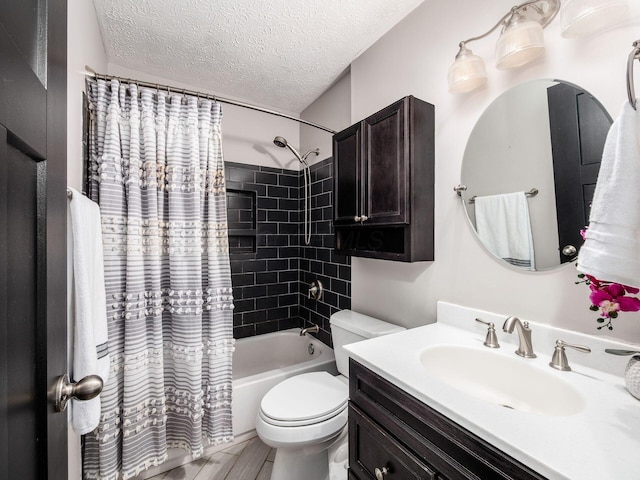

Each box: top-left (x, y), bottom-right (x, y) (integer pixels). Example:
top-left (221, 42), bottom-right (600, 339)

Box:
top-left (53, 374), bottom-right (103, 412)
top-left (562, 245), bottom-right (577, 256)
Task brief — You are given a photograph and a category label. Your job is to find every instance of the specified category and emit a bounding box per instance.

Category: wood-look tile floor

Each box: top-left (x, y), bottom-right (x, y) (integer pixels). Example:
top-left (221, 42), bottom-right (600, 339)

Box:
top-left (149, 437), bottom-right (275, 480)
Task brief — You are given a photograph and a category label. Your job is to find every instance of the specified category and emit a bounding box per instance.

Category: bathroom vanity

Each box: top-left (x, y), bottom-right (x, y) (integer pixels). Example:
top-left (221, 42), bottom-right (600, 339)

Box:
top-left (345, 302), bottom-right (640, 480)
top-left (349, 359), bottom-right (543, 479)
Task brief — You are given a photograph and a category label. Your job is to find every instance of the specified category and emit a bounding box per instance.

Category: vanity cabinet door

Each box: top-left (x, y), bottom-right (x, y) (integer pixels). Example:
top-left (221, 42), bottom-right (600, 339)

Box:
top-left (349, 404), bottom-right (437, 480)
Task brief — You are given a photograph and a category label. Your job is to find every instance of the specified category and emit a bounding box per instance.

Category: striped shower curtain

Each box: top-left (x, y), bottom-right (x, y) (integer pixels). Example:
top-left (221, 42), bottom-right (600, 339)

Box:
top-left (83, 78), bottom-right (235, 480)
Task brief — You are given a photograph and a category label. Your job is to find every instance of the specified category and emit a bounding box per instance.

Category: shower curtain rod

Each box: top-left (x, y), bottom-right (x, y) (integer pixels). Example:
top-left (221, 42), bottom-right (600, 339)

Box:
top-left (86, 71), bottom-right (338, 134)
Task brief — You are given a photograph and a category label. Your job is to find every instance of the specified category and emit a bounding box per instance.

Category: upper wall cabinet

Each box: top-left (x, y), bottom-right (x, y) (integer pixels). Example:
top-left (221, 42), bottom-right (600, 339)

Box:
top-left (333, 96), bottom-right (434, 262)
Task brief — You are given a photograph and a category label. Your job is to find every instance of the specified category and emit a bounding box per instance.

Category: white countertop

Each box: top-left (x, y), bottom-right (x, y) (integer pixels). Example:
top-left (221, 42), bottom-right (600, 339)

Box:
top-left (344, 302), bottom-right (640, 480)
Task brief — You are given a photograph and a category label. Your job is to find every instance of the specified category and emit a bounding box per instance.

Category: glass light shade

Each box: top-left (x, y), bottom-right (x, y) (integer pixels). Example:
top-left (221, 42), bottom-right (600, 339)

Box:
top-left (495, 20), bottom-right (545, 70)
top-left (560, 0), bottom-right (628, 38)
top-left (447, 51), bottom-right (487, 94)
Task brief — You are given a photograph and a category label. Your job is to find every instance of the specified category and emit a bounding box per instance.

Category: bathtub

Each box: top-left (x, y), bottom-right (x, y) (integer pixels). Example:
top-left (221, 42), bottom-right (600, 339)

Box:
top-left (232, 328), bottom-right (338, 435)
top-left (140, 328), bottom-right (337, 478)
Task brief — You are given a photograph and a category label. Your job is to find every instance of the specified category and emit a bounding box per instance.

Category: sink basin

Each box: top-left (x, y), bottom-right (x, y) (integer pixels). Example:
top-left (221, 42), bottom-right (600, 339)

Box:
top-left (419, 345), bottom-right (585, 416)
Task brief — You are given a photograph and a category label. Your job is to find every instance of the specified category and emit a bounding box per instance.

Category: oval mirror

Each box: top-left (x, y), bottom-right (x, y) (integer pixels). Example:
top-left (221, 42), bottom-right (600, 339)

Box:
top-left (460, 79), bottom-right (612, 271)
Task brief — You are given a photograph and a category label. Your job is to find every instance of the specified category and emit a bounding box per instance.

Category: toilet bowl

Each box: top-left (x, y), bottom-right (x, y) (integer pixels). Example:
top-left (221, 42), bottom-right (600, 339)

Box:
top-left (256, 310), bottom-right (405, 480)
top-left (256, 371), bottom-right (348, 480)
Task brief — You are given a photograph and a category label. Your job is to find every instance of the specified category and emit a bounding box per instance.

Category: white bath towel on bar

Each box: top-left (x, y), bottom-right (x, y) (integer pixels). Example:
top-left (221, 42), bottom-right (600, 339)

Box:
top-left (68, 187), bottom-right (110, 435)
top-left (475, 192), bottom-right (536, 271)
top-left (578, 101), bottom-right (640, 286)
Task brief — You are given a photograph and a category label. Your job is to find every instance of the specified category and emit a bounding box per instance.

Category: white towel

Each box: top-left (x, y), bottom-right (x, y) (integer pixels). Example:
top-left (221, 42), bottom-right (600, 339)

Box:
top-left (68, 187), bottom-right (110, 434)
top-left (578, 101), bottom-right (640, 286)
top-left (475, 192), bottom-right (536, 271)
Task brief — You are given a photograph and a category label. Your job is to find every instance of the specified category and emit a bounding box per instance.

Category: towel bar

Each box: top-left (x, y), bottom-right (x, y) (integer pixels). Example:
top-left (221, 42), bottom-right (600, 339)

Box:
top-left (467, 188), bottom-right (539, 204)
top-left (627, 40), bottom-right (640, 110)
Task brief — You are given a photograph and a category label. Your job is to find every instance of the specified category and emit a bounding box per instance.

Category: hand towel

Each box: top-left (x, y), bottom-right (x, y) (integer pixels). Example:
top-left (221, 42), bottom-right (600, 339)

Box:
top-left (68, 187), bottom-right (110, 435)
top-left (578, 101), bottom-right (640, 286)
top-left (475, 192), bottom-right (536, 271)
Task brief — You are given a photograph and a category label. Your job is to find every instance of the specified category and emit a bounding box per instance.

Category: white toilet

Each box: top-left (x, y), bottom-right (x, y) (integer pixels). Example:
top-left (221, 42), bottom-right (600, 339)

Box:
top-left (256, 310), bottom-right (405, 480)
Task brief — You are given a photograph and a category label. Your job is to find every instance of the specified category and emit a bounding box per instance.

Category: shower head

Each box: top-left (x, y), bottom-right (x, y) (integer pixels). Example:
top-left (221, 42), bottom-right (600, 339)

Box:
top-left (273, 135), bottom-right (303, 163)
top-left (272, 134), bottom-right (317, 246)
top-left (273, 136), bottom-right (288, 148)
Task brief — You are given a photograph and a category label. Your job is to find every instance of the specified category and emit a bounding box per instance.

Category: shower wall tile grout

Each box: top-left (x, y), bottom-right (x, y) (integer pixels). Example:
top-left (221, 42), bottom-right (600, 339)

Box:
top-left (225, 158), bottom-right (350, 345)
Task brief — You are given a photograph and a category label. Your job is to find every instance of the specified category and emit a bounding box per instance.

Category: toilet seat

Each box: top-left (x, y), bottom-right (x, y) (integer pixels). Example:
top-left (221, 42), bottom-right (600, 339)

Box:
top-left (259, 371), bottom-right (348, 427)
top-left (259, 402), bottom-right (347, 427)
top-left (256, 404), bottom-right (348, 448)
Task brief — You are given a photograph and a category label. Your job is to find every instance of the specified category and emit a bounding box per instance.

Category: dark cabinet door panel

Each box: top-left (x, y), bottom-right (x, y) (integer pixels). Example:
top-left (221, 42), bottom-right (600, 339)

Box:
top-left (349, 404), bottom-right (436, 480)
top-left (334, 122), bottom-right (362, 225)
top-left (364, 99), bottom-right (408, 225)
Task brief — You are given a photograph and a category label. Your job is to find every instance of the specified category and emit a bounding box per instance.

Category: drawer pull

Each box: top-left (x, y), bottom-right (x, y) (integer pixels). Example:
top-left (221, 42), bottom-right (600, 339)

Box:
top-left (374, 466), bottom-right (389, 479)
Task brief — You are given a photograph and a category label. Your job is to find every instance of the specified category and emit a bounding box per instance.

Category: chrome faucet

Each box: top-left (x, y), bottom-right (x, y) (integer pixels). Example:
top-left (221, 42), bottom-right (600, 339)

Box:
top-left (502, 316), bottom-right (536, 358)
top-left (300, 324), bottom-right (319, 336)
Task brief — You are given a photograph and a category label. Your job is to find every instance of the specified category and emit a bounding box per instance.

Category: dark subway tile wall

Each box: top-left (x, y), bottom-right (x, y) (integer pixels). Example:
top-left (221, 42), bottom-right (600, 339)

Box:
top-left (226, 162), bottom-right (301, 339)
top-left (298, 158), bottom-right (351, 347)
top-left (225, 159), bottom-right (350, 345)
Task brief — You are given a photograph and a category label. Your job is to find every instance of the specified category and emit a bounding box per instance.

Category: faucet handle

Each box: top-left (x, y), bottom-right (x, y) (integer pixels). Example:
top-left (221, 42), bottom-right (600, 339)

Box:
top-left (475, 318), bottom-right (500, 348)
top-left (549, 340), bottom-right (591, 371)
top-left (308, 280), bottom-right (323, 300)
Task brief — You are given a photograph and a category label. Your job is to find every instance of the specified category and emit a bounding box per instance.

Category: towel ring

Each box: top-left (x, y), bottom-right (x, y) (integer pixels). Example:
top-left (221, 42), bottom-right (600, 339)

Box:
top-left (627, 40), bottom-right (640, 110)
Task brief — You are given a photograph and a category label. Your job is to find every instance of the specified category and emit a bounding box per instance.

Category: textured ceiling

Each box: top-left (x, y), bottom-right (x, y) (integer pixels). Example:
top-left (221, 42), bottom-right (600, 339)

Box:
top-left (93, 0), bottom-right (424, 113)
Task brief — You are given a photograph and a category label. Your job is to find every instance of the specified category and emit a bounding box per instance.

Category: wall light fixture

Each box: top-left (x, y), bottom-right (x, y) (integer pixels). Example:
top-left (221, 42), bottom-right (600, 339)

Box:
top-left (448, 0), bottom-right (560, 94)
top-left (560, 0), bottom-right (629, 38)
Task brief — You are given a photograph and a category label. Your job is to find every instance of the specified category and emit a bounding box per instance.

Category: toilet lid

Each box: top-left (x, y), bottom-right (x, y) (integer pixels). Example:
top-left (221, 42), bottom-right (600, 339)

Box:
top-left (260, 372), bottom-right (348, 423)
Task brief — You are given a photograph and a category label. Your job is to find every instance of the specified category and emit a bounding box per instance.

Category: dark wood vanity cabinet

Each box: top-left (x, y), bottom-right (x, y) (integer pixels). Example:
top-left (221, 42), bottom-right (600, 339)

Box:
top-left (333, 96), bottom-right (434, 262)
top-left (348, 359), bottom-right (546, 480)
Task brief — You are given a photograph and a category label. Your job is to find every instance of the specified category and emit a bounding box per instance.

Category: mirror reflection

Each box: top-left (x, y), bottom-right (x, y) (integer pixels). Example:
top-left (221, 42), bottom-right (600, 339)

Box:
top-left (461, 79), bottom-right (612, 271)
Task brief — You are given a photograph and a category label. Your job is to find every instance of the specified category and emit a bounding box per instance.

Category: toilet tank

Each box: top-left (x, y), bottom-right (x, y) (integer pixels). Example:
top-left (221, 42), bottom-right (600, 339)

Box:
top-left (329, 310), bottom-right (406, 377)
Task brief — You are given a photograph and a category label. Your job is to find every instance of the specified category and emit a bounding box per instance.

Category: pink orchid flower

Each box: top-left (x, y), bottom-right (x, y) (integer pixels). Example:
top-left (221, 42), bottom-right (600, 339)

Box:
top-left (589, 283), bottom-right (640, 318)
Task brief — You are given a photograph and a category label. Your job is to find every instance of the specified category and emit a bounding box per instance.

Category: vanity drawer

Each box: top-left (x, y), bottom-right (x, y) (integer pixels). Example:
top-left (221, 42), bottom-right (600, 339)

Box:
top-left (349, 359), bottom-right (546, 480)
top-left (349, 403), bottom-right (437, 480)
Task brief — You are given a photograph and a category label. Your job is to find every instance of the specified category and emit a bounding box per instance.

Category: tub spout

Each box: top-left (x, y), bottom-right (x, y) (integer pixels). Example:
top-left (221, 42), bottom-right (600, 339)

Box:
top-left (300, 324), bottom-right (319, 336)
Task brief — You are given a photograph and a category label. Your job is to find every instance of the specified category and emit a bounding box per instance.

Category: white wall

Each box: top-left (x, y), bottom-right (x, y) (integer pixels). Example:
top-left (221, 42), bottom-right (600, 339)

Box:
top-left (67, 0), bottom-right (109, 476)
top-left (67, 0), bottom-right (107, 191)
top-left (106, 65), bottom-right (303, 171)
top-left (346, 0), bottom-right (640, 343)
top-left (300, 69), bottom-right (352, 165)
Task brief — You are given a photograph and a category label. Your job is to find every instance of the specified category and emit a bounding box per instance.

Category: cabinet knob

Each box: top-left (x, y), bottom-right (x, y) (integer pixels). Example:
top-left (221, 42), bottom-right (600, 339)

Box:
top-left (360, 215), bottom-right (369, 222)
top-left (374, 466), bottom-right (389, 479)
top-left (354, 215), bottom-right (362, 222)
